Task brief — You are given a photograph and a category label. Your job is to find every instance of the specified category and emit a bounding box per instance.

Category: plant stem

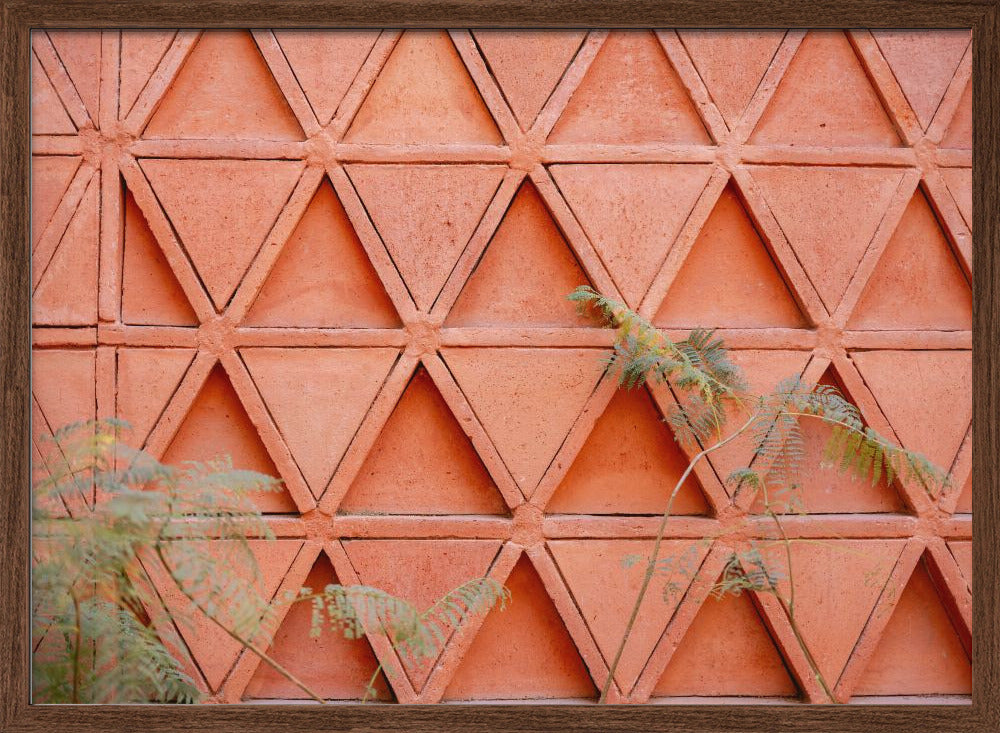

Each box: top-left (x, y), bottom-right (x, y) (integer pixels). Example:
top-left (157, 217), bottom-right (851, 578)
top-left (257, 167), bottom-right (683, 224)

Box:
top-left (361, 662), bottom-right (383, 703)
top-left (154, 544), bottom-right (327, 705)
top-left (599, 413), bottom-right (757, 704)
top-left (71, 589), bottom-right (82, 704)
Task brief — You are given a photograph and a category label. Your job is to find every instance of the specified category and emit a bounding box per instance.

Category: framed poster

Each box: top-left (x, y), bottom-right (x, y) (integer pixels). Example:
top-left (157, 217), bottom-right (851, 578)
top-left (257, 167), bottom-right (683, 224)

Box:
top-left (2, 1), bottom-right (997, 731)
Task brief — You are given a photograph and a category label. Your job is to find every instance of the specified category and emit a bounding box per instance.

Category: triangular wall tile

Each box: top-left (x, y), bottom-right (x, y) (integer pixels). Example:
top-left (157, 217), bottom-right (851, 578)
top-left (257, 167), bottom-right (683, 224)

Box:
top-left (941, 168), bottom-right (972, 229)
top-left (849, 190), bottom-right (971, 330)
top-left (939, 81), bottom-right (971, 149)
top-left (750, 31), bottom-right (900, 147)
top-left (549, 31), bottom-right (710, 144)
top-left (47, 31), bottom-right (102, 122)
top-left (119, 31), bottom-right (177, 117)
top-left (446, 180), bottom-right (593, 327)
top-left (32, 349), bottom-right (97, 439)
top-left (546, 385), bottom-right (710, 515)
top-left (116, 347), bottom-right (196, 448)
top-left (654, 184), bottom-right (806, 328)
top-left (31, 52), bottom-right (76, 134)
top-left (31, 155), bottom-right (81, 249)
top-left (442, 555), bottom-right (597, 701)
top-left (244, 178), bottom-right (400, 328)
top-left (551, 163), bottom-right (713, 306)
top-left (339, 367), bottom-right (508, 515)
top-left (949, 541), bottom-right (971, 588)
top-left (144, 30), bottom-right (304, 140)
top-left (140, 158), bottom-right (303, 310)
top-left (344, 30), bottom-right (502, 144)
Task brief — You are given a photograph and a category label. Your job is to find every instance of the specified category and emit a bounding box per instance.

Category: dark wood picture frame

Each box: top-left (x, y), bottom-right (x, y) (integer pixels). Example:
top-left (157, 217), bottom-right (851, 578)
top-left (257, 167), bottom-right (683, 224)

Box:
top-left (2, 1), bottom-right (997, 730)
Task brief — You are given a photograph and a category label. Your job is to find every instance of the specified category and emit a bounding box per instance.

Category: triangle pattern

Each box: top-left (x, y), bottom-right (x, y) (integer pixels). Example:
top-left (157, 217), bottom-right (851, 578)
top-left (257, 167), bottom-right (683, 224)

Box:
top-left (32, 349), bottom-right (97, 438)
top-left (551, 163), bottom-right (714, 306)
top-left (678, 30), bottom-right (785, 128)
top-left (955, 478), bottom-right (972, 514)
top-left (122, 186), bottom-right (199, 326)
top-left (244, 178), bottom-right (400, 328)
top-left (940, 80), bottom-right (971, 149)
top-left (443, 555), bottom-right (597, 701)
top-left (31, 155), bottom-right (81, 250)
top-left (47, 31), bottom-right (102, 122)
top-left (849, 190), bottom-right (971, 330)
top-left (546, 385), bottom-right (710, 515)
top-left (851, 350), bottom-right (971, 471)
top-left (706, 349), bottom-right (812, 484)
top-left (854, 558), bottom-right (971, 696)
top-left (140, 158), bottom-right (303, 309)
top-left (749, 366), bottom-right (904, 514)
top-left (949, 541), bottom-right (971, 588)
top-left (347, 164), bottom-right (505, 311)
top-left (145, 539), bottom-right (302, 692)
top-left (471, 30), bottom-right (586, 130)
top-left (273, 31), bottom-right (379, 125)
top-left (161, 363), bottom-right (297, 513)
top-left (653, 588), bottom-right (797, 697)
top-left (750, 166), bottom-right (904, 312)
top-left (872, 31), bottom-right (969, 130)
top-left (941, 168), bottom-right (972, 229)
top-left (766, 539), bottom-right (905, 686)
top-left (34, 174), bottom-right (99, 326)
top-left (549, 539), bottom-right (710, 692)
top-left (549, 31), bottom-right (710, 144)
top-left (339, 367), bottom-right (507, 515)
top-left (344, 30), bottom-right (502, 144)
top-left (119, 31), bottom-right (177, 118)
top-left (241, 347), bottom-right (398, 499)
top-left (116, 347), bottom-right (195, 448)
top-left (31, 52), bottom-right (75, 134)
top-left (442, 347), bottom-right (606, 492)
top-left (446, 180), bottom-right (593, 327)
top-left (750, 31), bottom-right (901, 147)
top-left (654, 184), bottom-right (807, 328)
top-left (144, 30), bottom-right (304, 140)
top-left (244, 551), bottom-right (392, 701)
top-left (343, 539), bottom-right (501, 691)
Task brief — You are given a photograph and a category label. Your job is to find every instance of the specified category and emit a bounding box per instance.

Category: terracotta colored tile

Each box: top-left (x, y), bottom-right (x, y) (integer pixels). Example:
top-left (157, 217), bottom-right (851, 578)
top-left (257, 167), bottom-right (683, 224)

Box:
top-left (940, 168), bottom-right (972, 229)
top-left (949, 542), bottom-right (971, 588)
top-left (48, 31), bottom-right (102, 123)
top-left (940, 80), bottom-right (972, 150)
top-left (116, 347), bottom-right (196, 447)
top-left (120, 31), bottom-right (177, 118)
top-left (32, 348), bottom-right (97, 439)
top-left (31, 52), bottom-right (75, 134)
top-left (31, 155), bottom-right (81, 250)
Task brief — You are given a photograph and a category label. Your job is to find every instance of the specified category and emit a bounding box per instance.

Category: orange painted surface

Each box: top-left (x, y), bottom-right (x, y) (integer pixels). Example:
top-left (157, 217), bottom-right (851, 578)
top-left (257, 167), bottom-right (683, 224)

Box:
top-left (31, 29), bottom-right (972, 703)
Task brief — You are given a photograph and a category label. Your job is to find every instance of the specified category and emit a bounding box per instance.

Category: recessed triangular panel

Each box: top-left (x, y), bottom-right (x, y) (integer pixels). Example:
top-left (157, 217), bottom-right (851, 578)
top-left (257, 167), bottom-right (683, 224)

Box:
top-left (244, 552), bottom-right (392, 701)
top-left (161, 363), bottom-right (297, 513)
top-left (653, 589), bottom-right (797, 697)
top-left (546, 385), bottom-right (710, 515)
top-left (34, 175), bottom-right (99, 326)
top-left (749, 366), bottom-right (904, 514)
top-left (750, 31), bottom-right (900, 147)
top-left (549, 31), bottom-right (710, 144)
top-left (750, 166), bottom-right (903, 312)
top-left (851, 350), bottom-right (971, 471)
top-left (119, 31), bottom-right (177, 117)
top-left (273, 31), bottom-right (379, 125)
top-left (31, 52), bottom-right (75, 134)
top-left (347, 164), bottom-right (505, 311)
top-left (144, 30), bottom-right (304, 140)
top-left (941, 168), bottom-right (972, 229)
top-left (654, 184), bottom-right (806, 329)
top-left (147, 539), bottom-right (302, 692)
top-left (472, 31), bottom-right (586, 130)
top-left (116, 347), bottom-right (195, 448)
top-left (678, 30), bottom-right (785, 128)
top-left (955, 478), bottom-right (972, 514)
top-left (442, 347), bottom-right (606, 492)
top-left (32, 349), bottom-right (97, 438)
top-left (47, 31), bottom-right (102, 122)
top-left (940, 80), bottom-right (971, 150)
top-left (344, 30), bottom-right (502, 144)
top-left (854, 559), bottom-right (971, 696)
top-left (340, 367), bottom-right (507, 515)
top-left (343, 539), bottom-right (501, 691)
top-left (122, 187), bottom-right (199, 326)
top-left (241, 347), bottom-right (398, 500)
top-left (849, 190), bottom-right (971, 330)
top-left (768, 539), bottom-right (905, 686)
top-left (140, 158), bottom-right (303, 310)
top-left (550, 539), bottom-right (710, 692)
top-left (244, 179), bottom-right (400, 328)
top-left (31, 155), bottom-right (81, 250)
top-left (446, 181), bottom-right (593, 327)
top-left (551, 163), bottom-right (713, 306)
top-left (949, 541), bottom-right (971, 587)
top-left (442, 555), bottom-right (597, 701)
top-left (872, 31), bottom-right (969, 130)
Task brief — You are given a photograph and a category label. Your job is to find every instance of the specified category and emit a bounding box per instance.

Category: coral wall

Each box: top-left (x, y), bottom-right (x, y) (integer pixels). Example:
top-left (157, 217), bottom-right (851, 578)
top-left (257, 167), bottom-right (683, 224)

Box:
top-left (31, 29), bottom-right (973, 703)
